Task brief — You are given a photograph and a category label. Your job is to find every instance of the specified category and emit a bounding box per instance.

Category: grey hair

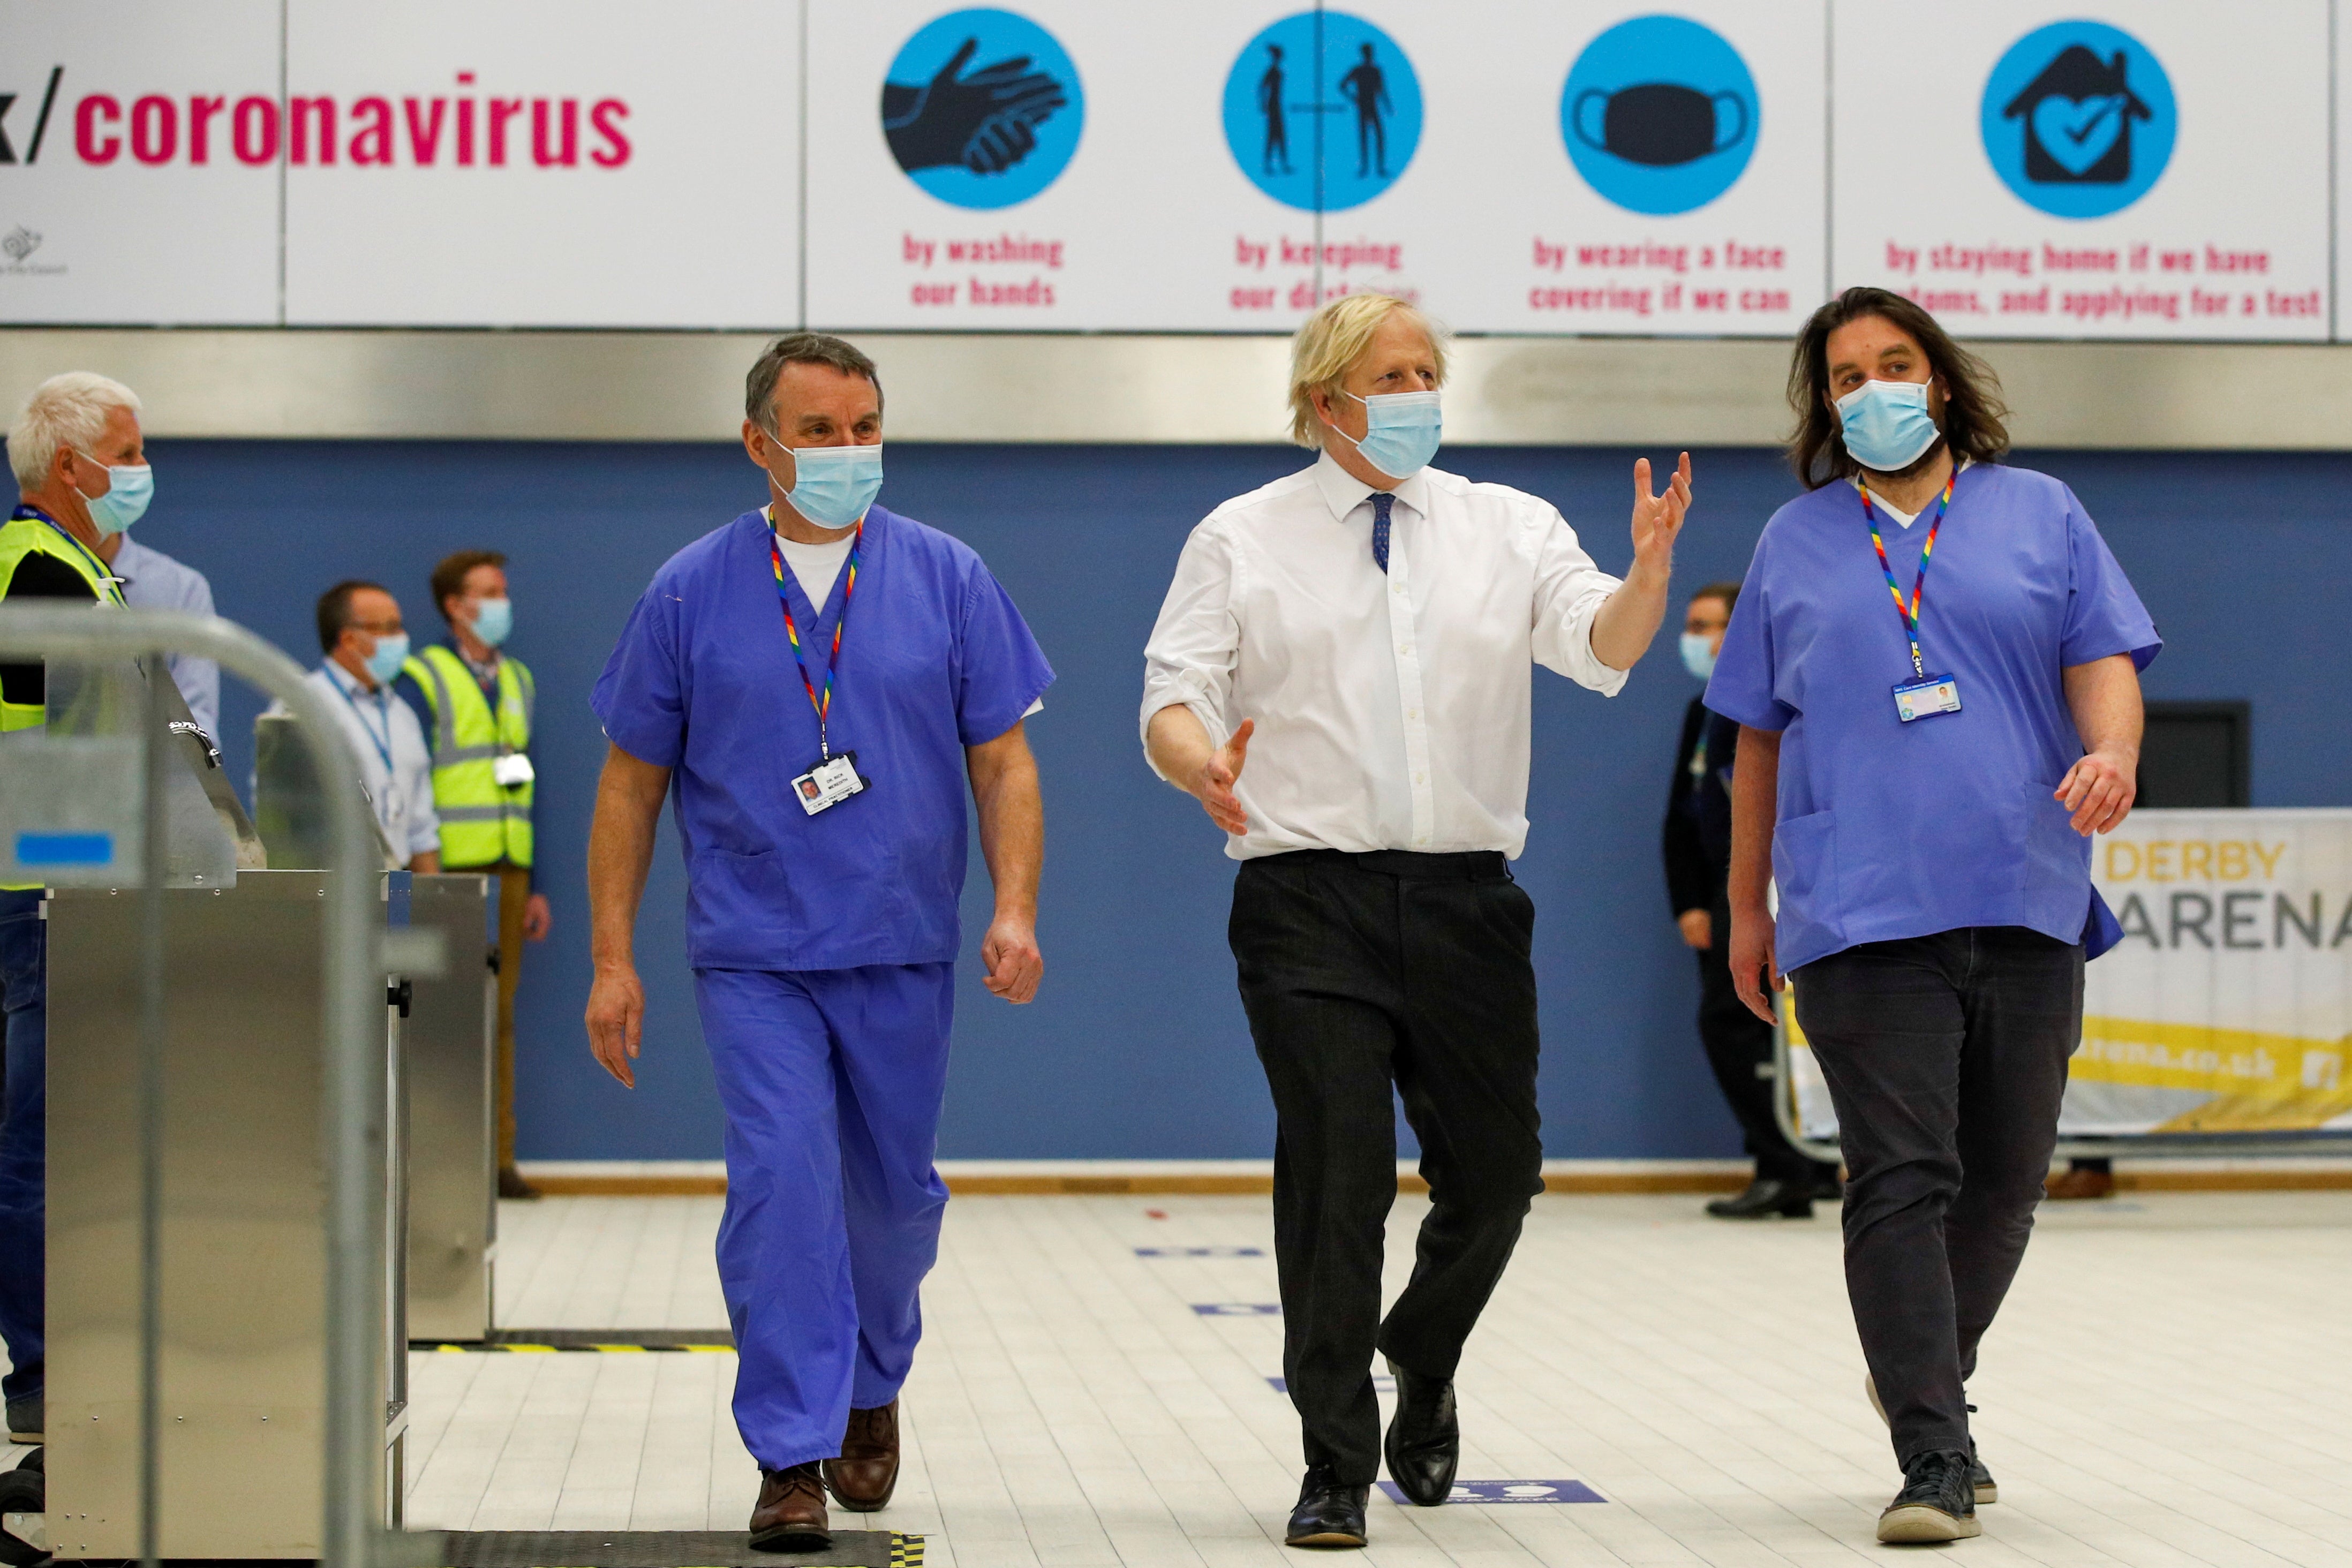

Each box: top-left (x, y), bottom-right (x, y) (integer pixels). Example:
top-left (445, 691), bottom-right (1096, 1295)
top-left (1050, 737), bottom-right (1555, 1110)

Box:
top-left (745, 333), bottom-right (882, 434)
top-left (9, 371), bottom-right (141, 491)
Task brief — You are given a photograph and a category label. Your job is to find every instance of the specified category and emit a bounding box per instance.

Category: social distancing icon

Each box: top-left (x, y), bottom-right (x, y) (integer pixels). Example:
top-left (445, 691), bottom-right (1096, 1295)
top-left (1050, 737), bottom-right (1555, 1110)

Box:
top-left (1223, 10), bottom-right (1422, 213)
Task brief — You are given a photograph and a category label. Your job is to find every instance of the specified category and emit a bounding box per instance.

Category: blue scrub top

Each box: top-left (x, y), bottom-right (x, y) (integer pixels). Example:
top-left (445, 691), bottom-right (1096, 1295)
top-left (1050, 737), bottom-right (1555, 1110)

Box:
top-left (1705, 463), bottom-right (2159, 974)
top-left (592, 504), bottom-right (1054, 972)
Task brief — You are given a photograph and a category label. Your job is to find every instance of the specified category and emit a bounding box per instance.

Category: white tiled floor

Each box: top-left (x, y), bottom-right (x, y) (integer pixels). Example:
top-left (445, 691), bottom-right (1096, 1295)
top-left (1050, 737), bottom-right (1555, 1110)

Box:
top-left (400, 1190), bottom-right (2352, 1566)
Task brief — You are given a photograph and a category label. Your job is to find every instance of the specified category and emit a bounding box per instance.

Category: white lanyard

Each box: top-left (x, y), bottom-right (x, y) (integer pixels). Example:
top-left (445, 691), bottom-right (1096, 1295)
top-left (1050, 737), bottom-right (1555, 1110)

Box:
top-left (329, 668), bottom-right (397, 774)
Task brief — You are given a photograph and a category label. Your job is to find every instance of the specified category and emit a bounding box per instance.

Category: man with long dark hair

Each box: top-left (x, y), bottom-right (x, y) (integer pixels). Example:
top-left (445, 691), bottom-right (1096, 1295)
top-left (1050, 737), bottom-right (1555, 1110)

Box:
top-left (1707, 288), bottom-right (2159, 1544)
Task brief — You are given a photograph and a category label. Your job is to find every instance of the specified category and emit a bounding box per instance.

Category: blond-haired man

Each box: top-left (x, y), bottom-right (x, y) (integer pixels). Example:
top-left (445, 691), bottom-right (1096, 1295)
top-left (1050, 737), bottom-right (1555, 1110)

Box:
top-left (1141, 294), bottom-right (1692, 1547)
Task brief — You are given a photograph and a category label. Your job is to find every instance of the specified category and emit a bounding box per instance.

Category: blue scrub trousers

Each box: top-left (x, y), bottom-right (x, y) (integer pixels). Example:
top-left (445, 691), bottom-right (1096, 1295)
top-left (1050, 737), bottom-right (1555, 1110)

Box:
top-left (0, 888), bottom-right (46, 1406)
top-left (696, 962), bottom-right (955, 1473)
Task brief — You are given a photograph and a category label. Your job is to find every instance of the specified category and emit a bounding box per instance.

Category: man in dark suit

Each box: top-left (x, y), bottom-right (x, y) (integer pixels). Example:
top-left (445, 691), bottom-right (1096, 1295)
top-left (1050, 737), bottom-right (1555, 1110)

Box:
top-left (1664, 582), bottom-right (1841, 1218)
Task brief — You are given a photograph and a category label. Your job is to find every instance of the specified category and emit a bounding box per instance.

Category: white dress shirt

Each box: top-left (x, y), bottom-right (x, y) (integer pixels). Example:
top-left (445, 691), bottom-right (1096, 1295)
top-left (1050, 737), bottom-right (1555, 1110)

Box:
top-left (268, 660), bottom-right (441, 866)
top-left (111, 536), bottom-right (220, 736)
top-left (1141, 451), bottom-right (1626, 860)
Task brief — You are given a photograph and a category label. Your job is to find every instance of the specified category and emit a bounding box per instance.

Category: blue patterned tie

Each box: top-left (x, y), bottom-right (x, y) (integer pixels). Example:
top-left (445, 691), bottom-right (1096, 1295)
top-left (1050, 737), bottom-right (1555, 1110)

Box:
top-left (1370, 491), bottom-right (1394, 574)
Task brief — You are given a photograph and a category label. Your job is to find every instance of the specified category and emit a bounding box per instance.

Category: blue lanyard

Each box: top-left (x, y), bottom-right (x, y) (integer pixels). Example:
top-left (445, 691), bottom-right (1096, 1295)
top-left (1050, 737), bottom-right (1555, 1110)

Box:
top-left (328, 667), bottom-right (397, 774)
top-left (10, 503), bottom-right (126, 604)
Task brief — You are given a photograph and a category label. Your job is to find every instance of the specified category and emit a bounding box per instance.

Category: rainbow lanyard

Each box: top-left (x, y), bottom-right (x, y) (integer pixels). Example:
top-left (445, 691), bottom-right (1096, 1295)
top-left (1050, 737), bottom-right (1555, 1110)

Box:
top-left (1858, 474), bottom-right (1955, 680)
top-left (771, 521), bottom-right (863, 759)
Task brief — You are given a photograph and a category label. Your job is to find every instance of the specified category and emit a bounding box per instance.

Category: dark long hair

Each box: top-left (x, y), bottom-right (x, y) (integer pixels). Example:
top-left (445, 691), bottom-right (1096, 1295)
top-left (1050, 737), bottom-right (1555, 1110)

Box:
top-left (1786, 288), bottom-right (2011, 489)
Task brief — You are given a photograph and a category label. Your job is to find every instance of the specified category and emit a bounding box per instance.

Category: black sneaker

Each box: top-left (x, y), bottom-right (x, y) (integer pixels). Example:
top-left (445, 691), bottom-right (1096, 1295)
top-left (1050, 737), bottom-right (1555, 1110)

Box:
top-left (1969, 1444), bottom-right (1997, 1506)
top-left (1864, 1377), bottom-right (1997, 1505)
top-left (3, 1394), bottom-right (37, 1446)
top-left (1878, 1449), bottom-right (1980, 1543)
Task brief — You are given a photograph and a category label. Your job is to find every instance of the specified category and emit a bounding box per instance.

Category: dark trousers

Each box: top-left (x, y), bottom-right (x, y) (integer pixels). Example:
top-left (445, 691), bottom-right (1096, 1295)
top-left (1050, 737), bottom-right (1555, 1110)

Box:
top-left (1230, 849), bottom-right (1543, 1484)
top-left (1697, 891), bottom-right (1838, 1186)
top-left (0, 888), bottom-right (45, 1404)
top-left (1795, 926), bottom-right (2083, 1466)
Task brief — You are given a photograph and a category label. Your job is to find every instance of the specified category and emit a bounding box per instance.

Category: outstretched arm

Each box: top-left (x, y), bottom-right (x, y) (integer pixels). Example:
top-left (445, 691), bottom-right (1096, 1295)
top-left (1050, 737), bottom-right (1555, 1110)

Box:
top-left (1147, 704), bottom-right (1253, 836)
top-left (1590, 452), bottom-right (1692, 670)
top-left (584, 742), bottom-right (670, 1087)
top-left (968, 721), bottom-right (1045, 1004)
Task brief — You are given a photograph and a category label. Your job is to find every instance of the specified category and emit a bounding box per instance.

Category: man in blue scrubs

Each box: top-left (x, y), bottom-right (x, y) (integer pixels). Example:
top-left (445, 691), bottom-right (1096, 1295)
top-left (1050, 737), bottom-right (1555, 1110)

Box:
top-left (585, 333), bottom-right (1052, 1551)
top-left (1711, 288), bottom-right (2157, 1546)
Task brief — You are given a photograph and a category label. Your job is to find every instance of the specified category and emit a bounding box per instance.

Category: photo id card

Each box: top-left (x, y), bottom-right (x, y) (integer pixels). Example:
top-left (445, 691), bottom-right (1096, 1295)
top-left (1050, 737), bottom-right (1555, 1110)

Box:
top-left (1893, 673), bottom-right (1962, 723)
top-left (793, 751), bottom-right (869, 816)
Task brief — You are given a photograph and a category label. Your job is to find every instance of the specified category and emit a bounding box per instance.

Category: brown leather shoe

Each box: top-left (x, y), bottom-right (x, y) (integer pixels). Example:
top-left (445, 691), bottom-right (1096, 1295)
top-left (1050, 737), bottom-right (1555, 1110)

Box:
top-left (823, 1399), bottom-right (900, 1512)
top-left (750, 1461), bottom-right (831, 1552)
top-left (2046, 1165), bottom-right (2115, 1200)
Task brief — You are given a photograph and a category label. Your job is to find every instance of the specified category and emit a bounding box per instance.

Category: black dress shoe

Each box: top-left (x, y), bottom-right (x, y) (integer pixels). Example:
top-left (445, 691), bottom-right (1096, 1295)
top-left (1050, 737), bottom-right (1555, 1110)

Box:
top-left (1285, 1465), bottom-right (1368, 1549)
top-left (1382, 1358), bottom-right (1458, 1506)
top-left (1705, 1177), bottom-right (1812, 1219)
top-left (1878, 1449), bottom-right (1980, 1543)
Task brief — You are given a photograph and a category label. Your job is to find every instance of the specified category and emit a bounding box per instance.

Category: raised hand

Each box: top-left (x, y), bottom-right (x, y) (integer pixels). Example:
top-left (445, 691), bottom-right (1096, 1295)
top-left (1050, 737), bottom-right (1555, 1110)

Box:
top-left (1194, 718), bottom-right (1254, 835)
top-left (1630, 450), bottom-right (1694, 576)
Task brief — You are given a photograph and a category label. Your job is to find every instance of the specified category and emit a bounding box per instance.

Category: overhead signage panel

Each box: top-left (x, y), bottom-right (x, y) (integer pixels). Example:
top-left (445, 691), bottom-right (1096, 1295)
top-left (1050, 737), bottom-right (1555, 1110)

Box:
top-left (282, 0), bottom-right (800, 328)
top-left (0, 0), bottom-right (283, 326)
top-left (1832, 0), bottom-right (2331, 342)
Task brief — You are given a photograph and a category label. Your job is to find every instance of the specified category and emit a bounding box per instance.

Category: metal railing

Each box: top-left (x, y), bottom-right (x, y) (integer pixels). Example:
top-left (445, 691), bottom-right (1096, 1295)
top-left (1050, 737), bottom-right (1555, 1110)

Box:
top-left (0, 605), bottom-right (388, 1568)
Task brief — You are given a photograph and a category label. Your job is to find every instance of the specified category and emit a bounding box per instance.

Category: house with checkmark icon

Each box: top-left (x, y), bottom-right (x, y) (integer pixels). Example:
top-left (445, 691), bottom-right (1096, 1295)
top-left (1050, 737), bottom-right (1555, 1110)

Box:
top-left (2002, 44), bottom-right (2155, 186)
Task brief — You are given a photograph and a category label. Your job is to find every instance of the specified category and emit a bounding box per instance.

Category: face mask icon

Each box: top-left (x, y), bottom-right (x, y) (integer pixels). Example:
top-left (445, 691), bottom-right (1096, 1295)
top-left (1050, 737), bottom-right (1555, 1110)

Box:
top-left (1572, 82), bottom-right (1748, 167)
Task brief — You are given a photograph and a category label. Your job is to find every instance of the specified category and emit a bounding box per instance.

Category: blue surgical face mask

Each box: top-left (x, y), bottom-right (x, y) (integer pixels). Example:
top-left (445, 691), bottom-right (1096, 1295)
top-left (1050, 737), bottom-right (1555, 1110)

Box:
top-left (1834, 379), bottom-right (1940, 473)
top-left (76, 453), bottom-right (153, 536)
top-left (363, 631), bottom-right (410, 686)
top-left (1679, 632), bottom-right (1717, 682)
top-left (774, 441), bottom-right (884, 529)
top-left (1336, 389), bottom-right (1442, 479)
top-left (468, 597), bottom-right (513, 648)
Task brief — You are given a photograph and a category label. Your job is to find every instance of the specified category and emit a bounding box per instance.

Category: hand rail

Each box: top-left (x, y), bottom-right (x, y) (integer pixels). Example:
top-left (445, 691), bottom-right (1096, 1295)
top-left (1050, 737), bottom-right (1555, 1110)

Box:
top-left (0, 605), bottom-right (387, 1568)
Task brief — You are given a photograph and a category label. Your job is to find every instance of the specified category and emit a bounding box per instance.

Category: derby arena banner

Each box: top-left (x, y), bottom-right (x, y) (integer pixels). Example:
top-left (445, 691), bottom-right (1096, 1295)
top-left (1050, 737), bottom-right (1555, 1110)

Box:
top-left (1786, 810), bottom-right (2352, 1142)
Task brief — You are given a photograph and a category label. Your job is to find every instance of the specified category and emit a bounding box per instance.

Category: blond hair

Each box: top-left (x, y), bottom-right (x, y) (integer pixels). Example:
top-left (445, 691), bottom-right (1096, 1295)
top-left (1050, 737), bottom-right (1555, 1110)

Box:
top-left (1286, 293), bottom-right (1449, 448)
top-left (9, 372), bottom-right (141, 491)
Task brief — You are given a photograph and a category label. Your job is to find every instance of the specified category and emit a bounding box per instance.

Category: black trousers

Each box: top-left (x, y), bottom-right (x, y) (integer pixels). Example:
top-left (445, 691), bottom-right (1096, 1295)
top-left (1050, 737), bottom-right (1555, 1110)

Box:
top-left (1795, 927), bottom-right (2083, 1465)
top-left (1697, 890), bottom-right (1840, 1186)
top-left (1230, 849), bottom-right (1543, 1484)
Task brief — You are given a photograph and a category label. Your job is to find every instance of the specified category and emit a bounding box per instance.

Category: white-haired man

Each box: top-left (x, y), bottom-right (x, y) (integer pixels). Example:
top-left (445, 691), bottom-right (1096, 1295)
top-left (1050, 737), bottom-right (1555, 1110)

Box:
top-left (0, 371), bottom-right (157, 1444)
top-left (1141, 294), bottom-right (1692, 1548)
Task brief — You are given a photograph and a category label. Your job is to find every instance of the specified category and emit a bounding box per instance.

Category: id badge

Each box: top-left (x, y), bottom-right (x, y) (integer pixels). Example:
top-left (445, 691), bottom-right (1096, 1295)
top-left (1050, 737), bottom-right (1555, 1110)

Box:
top-left (792, 751), bottom-right (868, 816)
top-left (1893, 672), bottom-right (1962, 723)
top-left (493, 752), bottom-right (536, 787)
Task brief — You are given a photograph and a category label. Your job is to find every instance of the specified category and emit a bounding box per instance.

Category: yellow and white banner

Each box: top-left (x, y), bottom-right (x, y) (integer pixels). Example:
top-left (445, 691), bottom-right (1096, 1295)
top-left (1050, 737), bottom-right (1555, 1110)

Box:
top-left (1789, 810), bottom-right (2352, 1141)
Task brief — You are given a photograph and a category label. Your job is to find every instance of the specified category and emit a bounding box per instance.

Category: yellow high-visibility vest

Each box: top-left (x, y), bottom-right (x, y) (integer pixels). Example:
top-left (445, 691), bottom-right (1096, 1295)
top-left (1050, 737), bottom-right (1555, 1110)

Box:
top-left (403, 643), bottom-right (534, 869)
top-left (1, 512), bottom-right (124, 888)
top-left (0, 512), bottom-right (122, 734)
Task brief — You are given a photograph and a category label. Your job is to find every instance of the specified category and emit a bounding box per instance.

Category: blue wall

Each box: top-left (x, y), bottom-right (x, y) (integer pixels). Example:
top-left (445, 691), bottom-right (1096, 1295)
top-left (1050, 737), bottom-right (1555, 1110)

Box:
top-left (139, 440), bottom-right (2340, 1162)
